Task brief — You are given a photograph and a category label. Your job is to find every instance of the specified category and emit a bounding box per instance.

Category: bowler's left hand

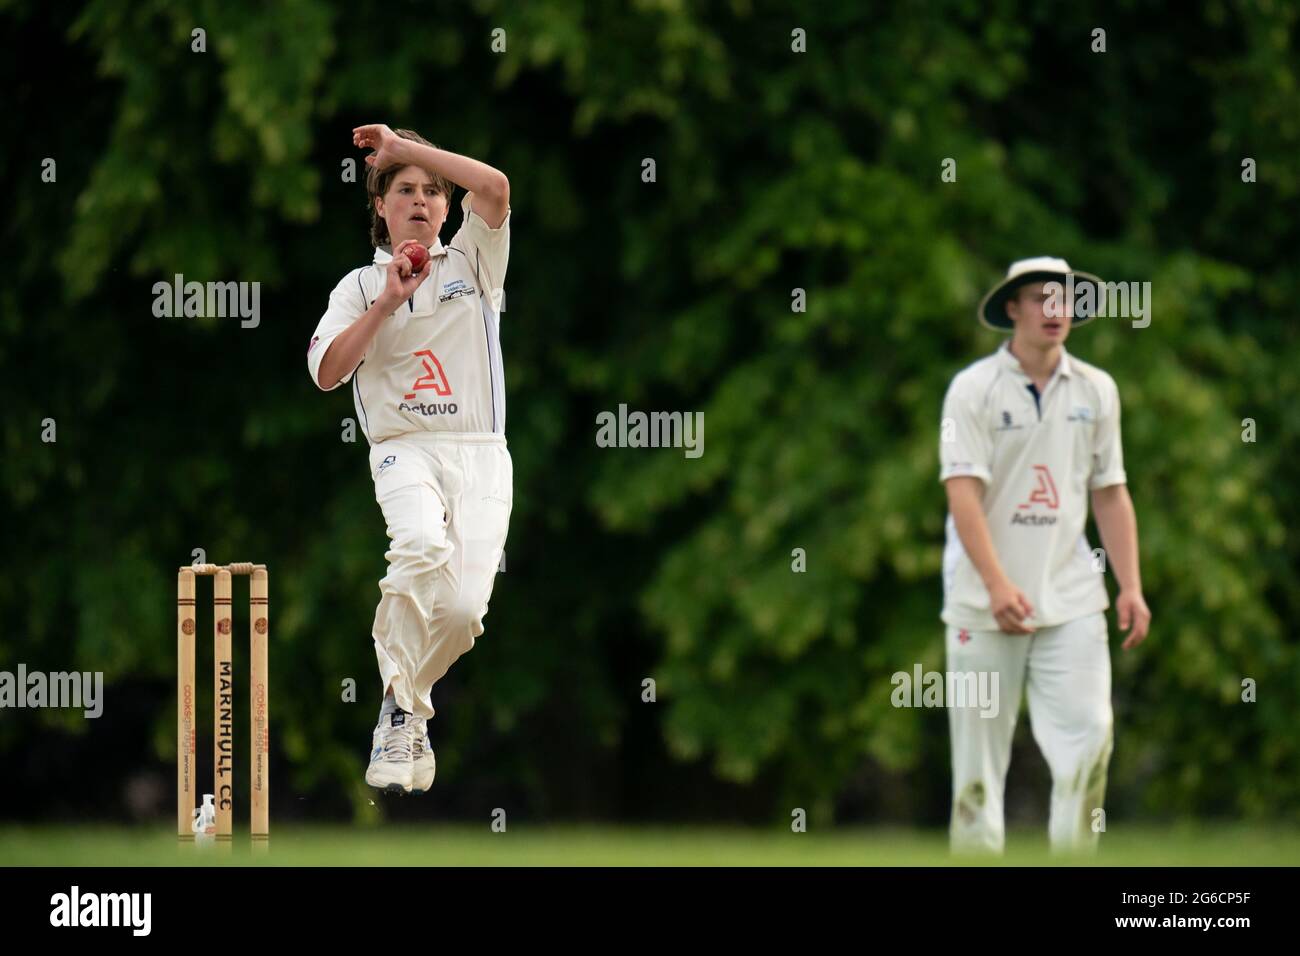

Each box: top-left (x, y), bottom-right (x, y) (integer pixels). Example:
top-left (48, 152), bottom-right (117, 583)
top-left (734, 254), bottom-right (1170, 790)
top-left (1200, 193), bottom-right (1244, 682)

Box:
top-left (354, 124), bottom-right (410, 169)
top-left (1116, 589), bottom-right (1151, 650)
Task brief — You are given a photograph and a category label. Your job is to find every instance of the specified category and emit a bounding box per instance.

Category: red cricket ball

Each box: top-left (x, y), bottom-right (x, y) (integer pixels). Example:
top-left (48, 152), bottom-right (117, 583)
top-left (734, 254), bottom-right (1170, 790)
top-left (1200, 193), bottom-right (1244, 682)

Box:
top-left (405, 244), bottom-right (429, 273)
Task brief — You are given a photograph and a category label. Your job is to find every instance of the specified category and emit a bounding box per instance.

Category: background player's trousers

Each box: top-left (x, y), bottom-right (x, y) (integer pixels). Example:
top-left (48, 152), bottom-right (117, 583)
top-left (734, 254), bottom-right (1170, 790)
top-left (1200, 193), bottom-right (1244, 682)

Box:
top-left (946, 611), bottom-right (1113, 854)
top-left (368, 433), bottom-right (512, 718)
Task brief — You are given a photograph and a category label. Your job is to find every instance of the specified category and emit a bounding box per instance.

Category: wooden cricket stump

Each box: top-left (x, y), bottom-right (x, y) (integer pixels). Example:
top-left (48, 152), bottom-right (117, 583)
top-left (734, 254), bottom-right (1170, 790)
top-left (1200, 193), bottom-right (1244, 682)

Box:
top-left (177, 562), bottom-right (270, 853)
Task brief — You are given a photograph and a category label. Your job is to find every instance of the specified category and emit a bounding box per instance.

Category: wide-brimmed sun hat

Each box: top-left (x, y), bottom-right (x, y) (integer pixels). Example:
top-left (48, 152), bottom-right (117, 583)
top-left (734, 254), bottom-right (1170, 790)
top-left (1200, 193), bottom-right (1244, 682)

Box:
top-left (977, 256), bottom-right (1103, 331)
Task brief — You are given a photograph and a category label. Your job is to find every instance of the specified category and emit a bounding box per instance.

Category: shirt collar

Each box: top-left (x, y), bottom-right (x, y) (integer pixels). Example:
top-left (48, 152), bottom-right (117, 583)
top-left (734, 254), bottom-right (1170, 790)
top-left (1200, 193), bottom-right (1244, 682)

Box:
top-left (997, 341), bottom-right (1072, 381)
top-left (373, 237), bottom-right (447, 265)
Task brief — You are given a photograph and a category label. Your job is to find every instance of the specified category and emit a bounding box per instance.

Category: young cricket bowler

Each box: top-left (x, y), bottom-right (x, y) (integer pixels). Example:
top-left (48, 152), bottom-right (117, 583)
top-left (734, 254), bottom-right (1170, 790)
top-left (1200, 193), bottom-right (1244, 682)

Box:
top-left (938, 257), bottom-right (1151, 853)
top-left (307, 126), bottom-right (513, 794)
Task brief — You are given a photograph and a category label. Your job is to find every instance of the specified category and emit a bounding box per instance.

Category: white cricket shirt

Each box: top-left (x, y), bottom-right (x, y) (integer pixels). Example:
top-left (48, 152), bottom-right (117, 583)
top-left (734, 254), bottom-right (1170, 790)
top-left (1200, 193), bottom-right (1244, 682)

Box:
top-left (307, 192), bottom-right (509, 441)
top-left (939, 342), bottom-right (1127, 630)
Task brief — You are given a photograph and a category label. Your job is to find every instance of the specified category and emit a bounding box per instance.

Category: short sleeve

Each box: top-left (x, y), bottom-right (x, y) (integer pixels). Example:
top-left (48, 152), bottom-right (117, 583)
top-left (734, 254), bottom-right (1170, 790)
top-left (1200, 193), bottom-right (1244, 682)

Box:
top-left (448, 191), bottom-right (510, 311)
top-left (939, 375), bottom-right (993, 485)
top-left (307, 269), bottom-right (368, 392)
top-left (1089, 373), bottom-right (1127, 489)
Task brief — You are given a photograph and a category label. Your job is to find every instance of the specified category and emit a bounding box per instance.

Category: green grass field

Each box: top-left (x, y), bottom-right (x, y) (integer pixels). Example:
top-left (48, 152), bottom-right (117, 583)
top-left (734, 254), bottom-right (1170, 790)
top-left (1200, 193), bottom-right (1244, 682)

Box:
top-left (2, 824), bottom-right (1297, 866)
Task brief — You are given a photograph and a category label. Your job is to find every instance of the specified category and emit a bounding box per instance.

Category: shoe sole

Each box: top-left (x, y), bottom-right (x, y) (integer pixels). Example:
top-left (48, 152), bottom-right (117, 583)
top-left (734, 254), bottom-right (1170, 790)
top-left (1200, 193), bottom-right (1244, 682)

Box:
top-left (366, 773), bottom-right (414, 794)
top-left (366, 780), bottom-right (412, 795)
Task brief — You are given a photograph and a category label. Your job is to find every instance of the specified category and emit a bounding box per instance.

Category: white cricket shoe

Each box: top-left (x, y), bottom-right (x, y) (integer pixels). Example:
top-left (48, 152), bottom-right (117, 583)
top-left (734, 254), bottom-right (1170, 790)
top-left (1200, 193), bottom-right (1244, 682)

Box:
top-left (411, 716), bottom-right (436, 793)
top-left (365, 711), bottom-right (416, 793)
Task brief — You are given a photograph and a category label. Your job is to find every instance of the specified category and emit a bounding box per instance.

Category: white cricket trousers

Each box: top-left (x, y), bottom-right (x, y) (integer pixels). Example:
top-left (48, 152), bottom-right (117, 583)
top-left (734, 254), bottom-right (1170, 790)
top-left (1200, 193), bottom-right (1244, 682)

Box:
top-left (367, 432), bottom-right (513, 719)
top-left (946, 611), bottom-right (1113, 854)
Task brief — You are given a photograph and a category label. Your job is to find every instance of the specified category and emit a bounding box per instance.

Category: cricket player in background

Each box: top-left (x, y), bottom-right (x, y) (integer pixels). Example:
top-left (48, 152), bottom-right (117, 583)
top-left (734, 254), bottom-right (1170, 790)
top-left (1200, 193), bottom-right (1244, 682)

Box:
top-left (307, 125), bottom-right (512, 794)
top-left (939, 257), bottom-right (1151, 853)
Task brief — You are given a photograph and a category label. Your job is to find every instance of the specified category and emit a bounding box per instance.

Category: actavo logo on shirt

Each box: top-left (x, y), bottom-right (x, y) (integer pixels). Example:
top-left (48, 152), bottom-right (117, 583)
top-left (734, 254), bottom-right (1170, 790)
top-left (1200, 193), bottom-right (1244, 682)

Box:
top-left (1012, 464), bottom-right (1059, 526)
top-left (399, 400), bottom-right (459, 416)
top-left (399, 350), bottom-right (459, 416)
top-left (405, 350), bottom-right (452, 399)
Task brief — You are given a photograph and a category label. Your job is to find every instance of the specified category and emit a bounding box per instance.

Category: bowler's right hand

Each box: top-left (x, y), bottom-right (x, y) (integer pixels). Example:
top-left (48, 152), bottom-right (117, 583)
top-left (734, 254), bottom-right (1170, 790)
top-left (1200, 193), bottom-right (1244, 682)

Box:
top-left (380, 239), bottom-right (432, 310)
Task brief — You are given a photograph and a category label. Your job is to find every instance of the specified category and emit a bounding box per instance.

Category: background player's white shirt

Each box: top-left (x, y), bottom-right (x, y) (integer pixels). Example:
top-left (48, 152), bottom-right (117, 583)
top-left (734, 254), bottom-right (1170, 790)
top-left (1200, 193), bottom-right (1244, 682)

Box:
top-left (938, 342), bottom-right (1127, 630)
top-left (307, 192), bottom-right (510, 441)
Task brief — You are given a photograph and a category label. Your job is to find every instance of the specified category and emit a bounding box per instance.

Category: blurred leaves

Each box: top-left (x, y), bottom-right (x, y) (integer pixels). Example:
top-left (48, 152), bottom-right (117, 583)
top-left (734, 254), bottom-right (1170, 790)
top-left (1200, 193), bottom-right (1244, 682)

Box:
top-left (1, 0), bottom-right (1297, 824)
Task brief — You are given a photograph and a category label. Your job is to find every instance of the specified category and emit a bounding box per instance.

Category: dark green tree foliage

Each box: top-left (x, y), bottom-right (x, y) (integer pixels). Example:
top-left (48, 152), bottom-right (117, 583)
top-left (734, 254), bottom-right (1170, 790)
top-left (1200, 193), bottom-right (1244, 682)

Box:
top-left (1, 0), bottom-right (1296, 823)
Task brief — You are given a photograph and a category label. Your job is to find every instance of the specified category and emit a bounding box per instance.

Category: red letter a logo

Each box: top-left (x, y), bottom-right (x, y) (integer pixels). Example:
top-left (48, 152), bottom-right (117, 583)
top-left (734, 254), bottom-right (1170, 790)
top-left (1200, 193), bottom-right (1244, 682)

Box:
top-left (404, 350), bottom-right (452, 399)
top-left (1018, 464), bottom-right (1060, 510)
